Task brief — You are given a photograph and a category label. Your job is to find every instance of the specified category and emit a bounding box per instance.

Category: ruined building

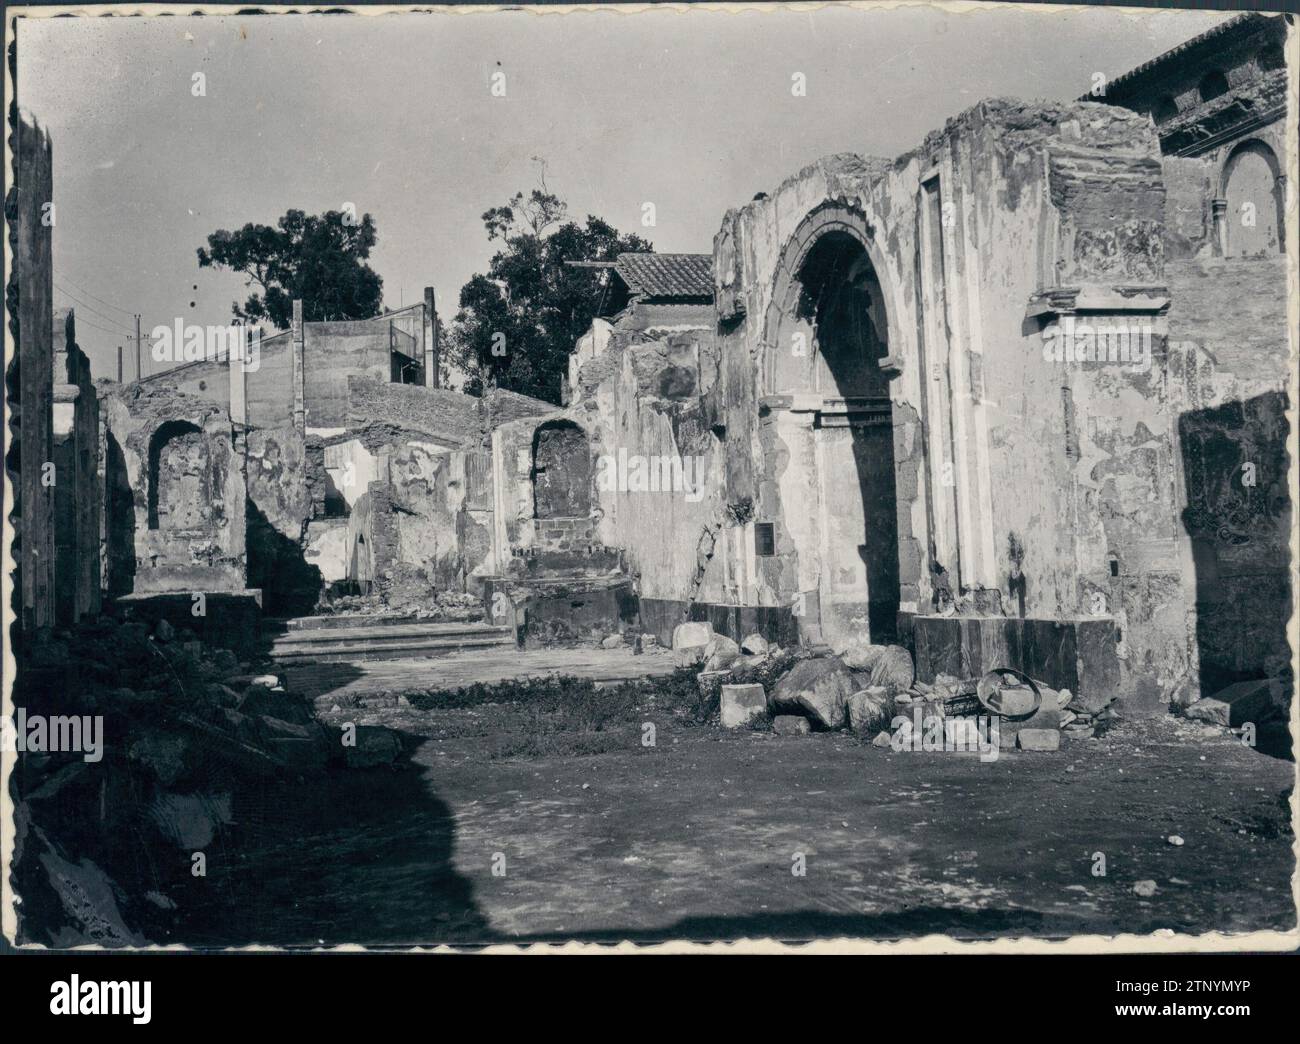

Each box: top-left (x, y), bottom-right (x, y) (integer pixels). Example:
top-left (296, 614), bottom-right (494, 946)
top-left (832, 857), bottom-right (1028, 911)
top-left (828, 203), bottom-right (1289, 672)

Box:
top-left (97, 293), bottom-right (555, 632)
top-left (505, 14), bottom-right (1294, 717)
top-left (9, 16), bottom-right (1293, 725)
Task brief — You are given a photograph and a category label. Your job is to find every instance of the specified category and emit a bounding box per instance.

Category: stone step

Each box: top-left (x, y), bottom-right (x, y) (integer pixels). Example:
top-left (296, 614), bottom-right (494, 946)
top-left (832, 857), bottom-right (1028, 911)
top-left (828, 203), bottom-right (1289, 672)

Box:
top-left (269, 620), bottom-right (506, 644)
top-left (270, 632), bottom-right (516, 664)
top-left (271, 614), bottom-right (486, 633)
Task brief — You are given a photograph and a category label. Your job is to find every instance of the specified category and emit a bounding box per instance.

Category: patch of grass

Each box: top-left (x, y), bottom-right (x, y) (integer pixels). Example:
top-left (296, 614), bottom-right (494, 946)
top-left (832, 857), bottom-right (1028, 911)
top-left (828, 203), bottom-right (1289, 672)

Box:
top-left (406, 666), bottom-right (717, 735)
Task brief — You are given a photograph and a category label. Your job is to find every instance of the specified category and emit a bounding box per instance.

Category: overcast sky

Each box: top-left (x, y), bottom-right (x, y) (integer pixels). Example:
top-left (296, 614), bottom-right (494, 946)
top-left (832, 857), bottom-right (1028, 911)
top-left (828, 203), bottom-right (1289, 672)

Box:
top-left (17, 3), bottom-right (1231, 382)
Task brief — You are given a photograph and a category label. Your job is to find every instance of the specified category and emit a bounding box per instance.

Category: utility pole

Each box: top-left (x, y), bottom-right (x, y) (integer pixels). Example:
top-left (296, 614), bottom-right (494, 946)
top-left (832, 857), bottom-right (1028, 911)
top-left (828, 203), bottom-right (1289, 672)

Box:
top-left (134, 313), bottom-right (142, 380)
top-left (117, 345), bottom-right (123, 383)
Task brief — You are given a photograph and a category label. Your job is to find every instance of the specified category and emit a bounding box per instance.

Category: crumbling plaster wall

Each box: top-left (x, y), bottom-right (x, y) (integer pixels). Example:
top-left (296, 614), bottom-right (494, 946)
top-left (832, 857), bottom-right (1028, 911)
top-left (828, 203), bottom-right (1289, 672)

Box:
top-left (321, 429), bottom-right (494, 603)
top-left (1165, 254), bottom-right (1292, 697)
top-left (244, 427), bottom-right (320, 615)
top-left (698, 98), bottom-right (1200, 710)
top-left (101, 384), bottom-right (246, 595)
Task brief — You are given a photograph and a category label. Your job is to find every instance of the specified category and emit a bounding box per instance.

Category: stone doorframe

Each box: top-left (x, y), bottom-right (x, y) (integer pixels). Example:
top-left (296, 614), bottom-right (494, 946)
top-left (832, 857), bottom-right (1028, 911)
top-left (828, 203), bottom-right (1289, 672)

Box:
top-left (757, 202), bottom-right (916, 643)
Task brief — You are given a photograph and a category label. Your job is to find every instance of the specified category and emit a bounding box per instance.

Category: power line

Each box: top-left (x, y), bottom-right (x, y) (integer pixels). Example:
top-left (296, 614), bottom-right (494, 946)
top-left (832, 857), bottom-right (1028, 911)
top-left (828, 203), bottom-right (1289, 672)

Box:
top-left (54, 285), bottom-right (134, 336)
top-left (68, 314), bottom-right (133, 339)
top-left (54, 275), bottom-right (136, 317)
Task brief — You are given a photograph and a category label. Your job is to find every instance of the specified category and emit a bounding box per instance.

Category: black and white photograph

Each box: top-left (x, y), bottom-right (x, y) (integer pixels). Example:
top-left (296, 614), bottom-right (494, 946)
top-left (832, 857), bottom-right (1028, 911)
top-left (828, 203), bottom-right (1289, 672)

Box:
top-left (2, 0), bottom-right (1297, 975)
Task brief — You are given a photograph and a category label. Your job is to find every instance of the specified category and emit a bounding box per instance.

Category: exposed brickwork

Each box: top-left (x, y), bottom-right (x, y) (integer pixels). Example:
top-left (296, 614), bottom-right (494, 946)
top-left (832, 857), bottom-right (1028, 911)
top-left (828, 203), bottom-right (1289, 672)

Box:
top-left (347, 376), bottom-right (480, 446)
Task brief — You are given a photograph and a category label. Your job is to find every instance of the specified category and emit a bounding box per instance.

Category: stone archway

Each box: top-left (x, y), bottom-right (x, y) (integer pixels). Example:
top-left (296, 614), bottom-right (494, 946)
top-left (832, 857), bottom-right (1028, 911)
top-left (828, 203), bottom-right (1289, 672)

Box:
top-left (1222, 139), bottom-right (1284, 257)
top-left (760, 203), bottom-right (904, 647)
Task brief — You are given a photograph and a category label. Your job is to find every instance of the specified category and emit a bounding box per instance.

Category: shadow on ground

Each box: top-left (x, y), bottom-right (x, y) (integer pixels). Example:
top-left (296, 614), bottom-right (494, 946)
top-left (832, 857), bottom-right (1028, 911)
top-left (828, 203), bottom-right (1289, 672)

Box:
top-left (168, 723), bottom-right (492, 947)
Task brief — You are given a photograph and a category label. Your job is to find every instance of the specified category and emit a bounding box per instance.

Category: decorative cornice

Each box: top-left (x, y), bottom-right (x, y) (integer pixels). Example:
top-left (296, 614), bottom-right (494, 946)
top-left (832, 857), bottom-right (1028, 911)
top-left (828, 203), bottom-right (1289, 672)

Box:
top-left (1026, 285), bottom-right (1171, 321)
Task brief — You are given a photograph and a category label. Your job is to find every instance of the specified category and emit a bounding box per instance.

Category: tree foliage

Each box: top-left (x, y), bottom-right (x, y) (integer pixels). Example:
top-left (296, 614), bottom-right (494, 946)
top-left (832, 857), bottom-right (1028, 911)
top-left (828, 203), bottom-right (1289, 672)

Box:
top-left (449, 167), bottom-right (652, 403)
top-left (197, 208), bottom-right (383, 329)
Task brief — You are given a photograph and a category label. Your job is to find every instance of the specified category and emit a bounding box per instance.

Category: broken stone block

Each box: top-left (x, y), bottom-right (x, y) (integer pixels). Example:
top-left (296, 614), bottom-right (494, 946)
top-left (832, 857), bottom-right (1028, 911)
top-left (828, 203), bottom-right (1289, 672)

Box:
top-left (872, 730), bottom-right (893, 748)
top-left (703, 634), bottom-right (741, 672)
top-left (1133, 880), bottom-right (1157, 898)
top-left (672, 621), bottom-right (714, 652)
top-left (697, 670), bottom-right (729, 704)
top-left (867, 646), bottom-right (915, 694)
top-left (1183, 678), bottom-right (1288, 728)
top-left (740, 633), bottom-right (769, 656)
top-left (343, 725), bottom-right (403, 768)
top-left (720, 684), bottom-right (767, 728)
top-left (997, 706), bottom-right (1062, 744)
top-left (730, 652), bottom-right (769, 673)
top-left (1024, 678), bottom-right (1064, 710)
top-left (847, 688), bottom-right (892, 734)
top-left (600, 634), bottom-right (623, 650)
top-left (834, 636), bottom-right (884, 670)
top-left (771, 656), bottom-right (855, 729)
top-left (772, 715), bottom-right (811, 736)
top-left (994, 684), bottom-right (1039, 718)
top-left (1015, 729), bottom-right (1060, 752)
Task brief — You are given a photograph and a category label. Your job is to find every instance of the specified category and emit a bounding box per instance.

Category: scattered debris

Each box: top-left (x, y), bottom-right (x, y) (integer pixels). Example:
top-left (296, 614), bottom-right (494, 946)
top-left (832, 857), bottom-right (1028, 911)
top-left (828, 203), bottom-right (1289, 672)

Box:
top-left (719, 683), bottom-right (766, 729)
top-left (771, 656), bottom-right (855, 729)
top-left (1183, 677), bottom-right (1289, 728)
top-left (772, 715), bottom-right (811, 736)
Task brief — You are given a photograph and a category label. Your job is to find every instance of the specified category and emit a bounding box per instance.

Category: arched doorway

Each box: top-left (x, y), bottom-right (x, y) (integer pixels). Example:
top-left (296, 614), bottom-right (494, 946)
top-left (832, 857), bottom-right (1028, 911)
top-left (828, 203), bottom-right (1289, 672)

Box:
top-left (1223, 140), bottom-right (1284, 257)
top-left (763, 207), bottom-right (901, 647)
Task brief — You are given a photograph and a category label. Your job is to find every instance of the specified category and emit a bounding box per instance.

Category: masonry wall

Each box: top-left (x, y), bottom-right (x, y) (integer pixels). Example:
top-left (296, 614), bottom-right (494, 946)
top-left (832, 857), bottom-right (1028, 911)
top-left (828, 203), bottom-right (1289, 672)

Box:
top-left (1165, 255), bottom-right (1292, 696)
top-left (556, 96), bottom-right (1219, 712)
top-left (9, 113), bottom-right (56, 633)
top-left (101, 384), bottom-right (246, 595)
top-left (570, 330), bottom-right (725, 608)
top-left (52, 309), bottom-right (101, 623)
top-left (303, 323), bottom-right (400, 430)
top-left (245, 426), bottom-right (318, 615)
top-left (142, 318), bottom-right (411, 433)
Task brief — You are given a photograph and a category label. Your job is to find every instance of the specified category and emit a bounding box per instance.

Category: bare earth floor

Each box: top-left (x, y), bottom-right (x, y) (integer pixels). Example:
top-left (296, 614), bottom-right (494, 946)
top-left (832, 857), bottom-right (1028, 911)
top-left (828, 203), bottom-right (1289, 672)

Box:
top-left (286, 647), bottom-right (681, 699)
top-left (176, 665), bottom-right (1297, 946)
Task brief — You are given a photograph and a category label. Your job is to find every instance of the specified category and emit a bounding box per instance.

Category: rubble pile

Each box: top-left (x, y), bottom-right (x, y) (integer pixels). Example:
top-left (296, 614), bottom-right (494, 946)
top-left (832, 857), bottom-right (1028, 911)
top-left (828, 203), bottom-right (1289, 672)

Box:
top-left (674, 622), bottom-right (1107, 753)
top-left (10, 616), bottom-right (404, 946)
top-left (315, 588), bottom-right (484, 623)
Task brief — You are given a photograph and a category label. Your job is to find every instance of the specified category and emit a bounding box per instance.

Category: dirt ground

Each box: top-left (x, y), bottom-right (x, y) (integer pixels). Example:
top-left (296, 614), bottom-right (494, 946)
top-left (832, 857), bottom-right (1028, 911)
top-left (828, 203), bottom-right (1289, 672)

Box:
top-left (173, 686), bottom-right (1296, 947)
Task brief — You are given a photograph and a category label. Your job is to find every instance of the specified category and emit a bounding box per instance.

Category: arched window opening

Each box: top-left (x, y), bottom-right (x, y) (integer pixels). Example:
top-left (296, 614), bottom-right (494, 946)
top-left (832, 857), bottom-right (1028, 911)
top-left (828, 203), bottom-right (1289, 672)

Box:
top-left (531, 421), bottom-right (592, 520)
top-left (147, 420), bottom-right (206, 530)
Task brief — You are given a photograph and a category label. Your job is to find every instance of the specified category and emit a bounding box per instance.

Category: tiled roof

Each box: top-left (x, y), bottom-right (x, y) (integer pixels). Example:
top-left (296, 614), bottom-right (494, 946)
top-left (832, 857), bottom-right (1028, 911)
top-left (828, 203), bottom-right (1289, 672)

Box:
top-left (615, 253), bottom-right (713, 300)
top-left (1080, 13), bottom-right (1268, 100)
